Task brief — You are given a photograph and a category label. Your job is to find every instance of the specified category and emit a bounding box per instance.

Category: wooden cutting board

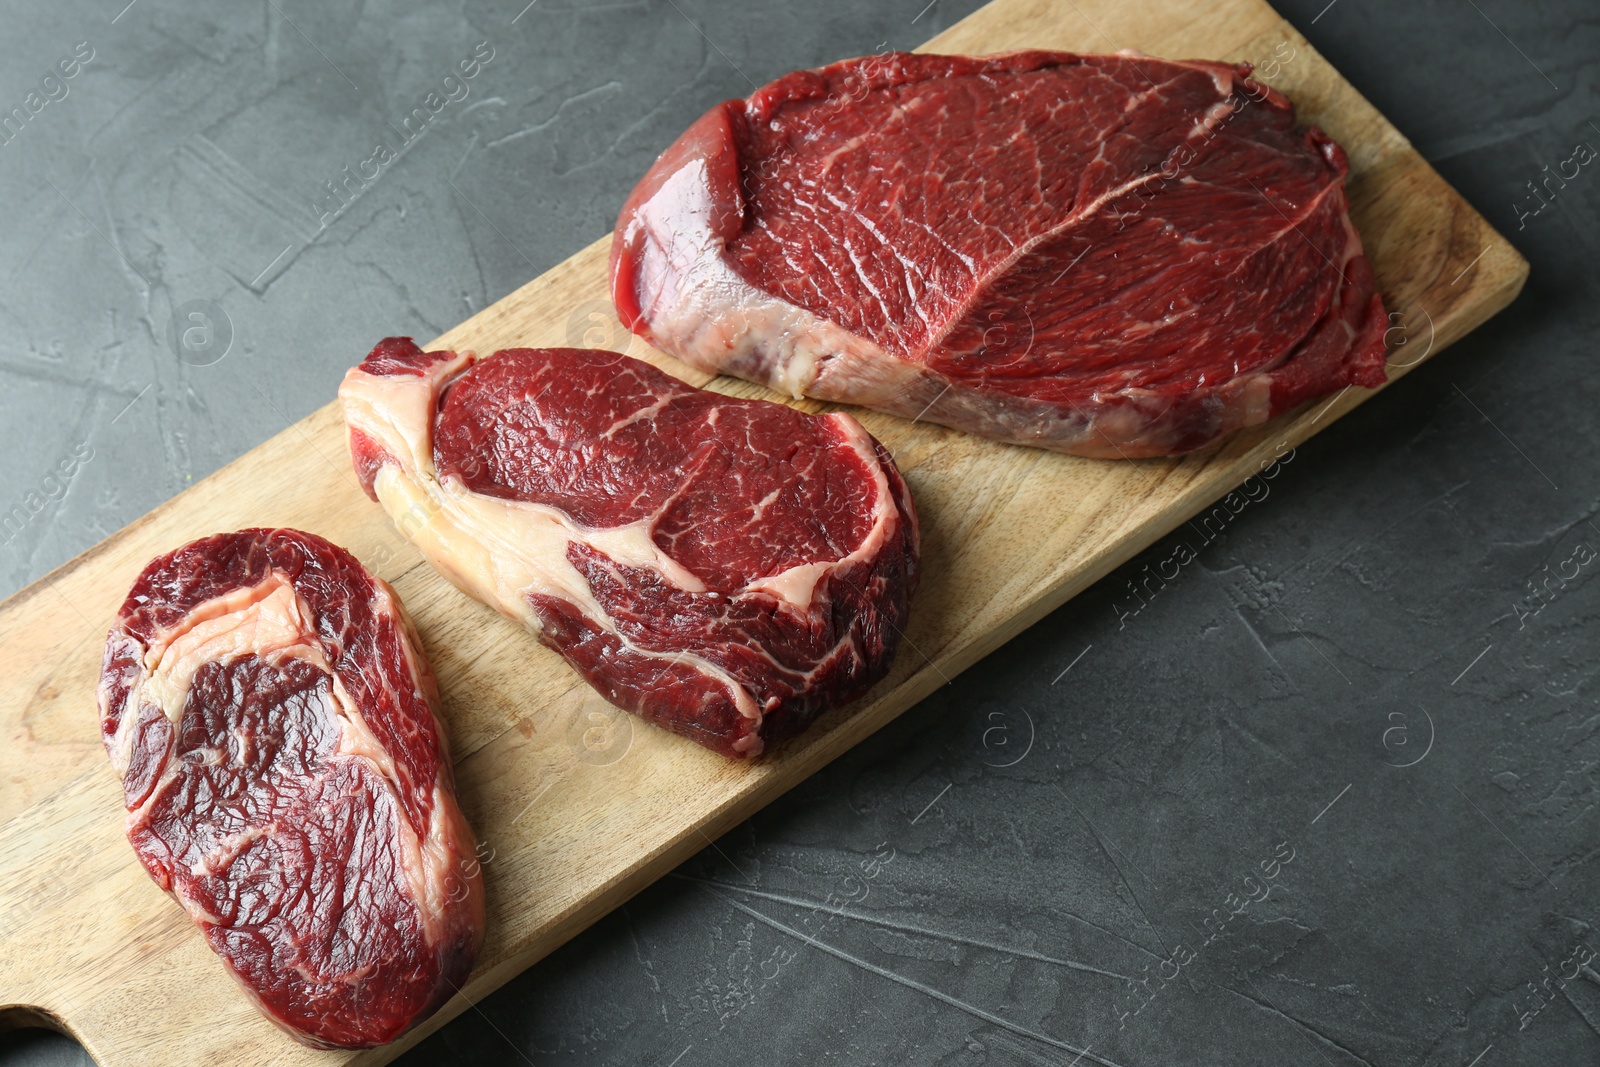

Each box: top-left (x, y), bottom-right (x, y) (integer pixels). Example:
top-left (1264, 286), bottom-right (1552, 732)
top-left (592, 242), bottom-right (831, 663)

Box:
top-left (0, 0), bottom-right (1526, 1062)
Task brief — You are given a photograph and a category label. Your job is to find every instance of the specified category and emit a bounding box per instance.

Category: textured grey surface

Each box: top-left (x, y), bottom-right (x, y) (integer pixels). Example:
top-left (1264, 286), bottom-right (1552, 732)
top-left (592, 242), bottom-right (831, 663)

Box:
top-left (1, 0), bottom-right (1596, 1064)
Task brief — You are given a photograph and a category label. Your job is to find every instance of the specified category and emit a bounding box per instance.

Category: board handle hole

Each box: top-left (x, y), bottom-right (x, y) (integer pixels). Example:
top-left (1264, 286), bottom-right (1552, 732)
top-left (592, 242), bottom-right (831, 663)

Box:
top-left (0, 1007), bottom-right (93, 1066)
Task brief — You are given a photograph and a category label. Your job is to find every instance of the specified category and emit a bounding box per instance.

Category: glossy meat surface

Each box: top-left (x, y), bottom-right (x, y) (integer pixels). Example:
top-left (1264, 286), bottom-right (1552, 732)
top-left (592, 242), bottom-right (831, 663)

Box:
top-left (341, 339), bottom-right (920, 757)
top-left (97, 528), bottom-right (484, 1049)
top-left (611, 50), bottom-right (1389, 457)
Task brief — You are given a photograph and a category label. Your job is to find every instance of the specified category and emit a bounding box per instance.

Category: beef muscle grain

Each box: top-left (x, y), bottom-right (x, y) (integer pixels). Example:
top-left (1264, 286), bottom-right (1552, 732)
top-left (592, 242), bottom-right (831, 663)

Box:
top-left (97, 528), bottom-right (483, 1049)
top-left (611, 50), bottom-right (1389, 457)
top-left (340, 339), bottom-right (919, 758)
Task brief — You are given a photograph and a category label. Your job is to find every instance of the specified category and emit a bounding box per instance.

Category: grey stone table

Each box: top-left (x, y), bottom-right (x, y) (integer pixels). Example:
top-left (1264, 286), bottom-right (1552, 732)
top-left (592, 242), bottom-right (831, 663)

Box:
top-left (2, 0), bottom-right (1595, 1064)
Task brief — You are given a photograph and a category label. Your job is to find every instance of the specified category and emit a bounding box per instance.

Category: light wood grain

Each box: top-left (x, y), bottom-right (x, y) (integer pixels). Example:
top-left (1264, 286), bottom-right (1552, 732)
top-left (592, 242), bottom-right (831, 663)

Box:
top-left (0, 0), bottom-right (1526, 1062)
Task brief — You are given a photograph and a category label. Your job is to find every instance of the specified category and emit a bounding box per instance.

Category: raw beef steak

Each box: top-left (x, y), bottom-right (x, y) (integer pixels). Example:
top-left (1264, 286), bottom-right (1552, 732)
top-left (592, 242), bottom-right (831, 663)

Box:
top-left (611, 50), bottom-right (1390, 458)
top-left (97, 528), bottom-right (484, 1049)
top-left (340, 338), bottom-right (919, 758)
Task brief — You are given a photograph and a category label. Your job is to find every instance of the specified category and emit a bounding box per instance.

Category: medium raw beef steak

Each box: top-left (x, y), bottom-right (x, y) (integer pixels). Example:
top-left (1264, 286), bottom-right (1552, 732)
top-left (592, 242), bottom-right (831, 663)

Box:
top-left (340, 338), bottom-right (919, 758)
top-left (611, 50), bottom-right (1389, 457)
top-left (97, 528), bottom-right (484, 1049)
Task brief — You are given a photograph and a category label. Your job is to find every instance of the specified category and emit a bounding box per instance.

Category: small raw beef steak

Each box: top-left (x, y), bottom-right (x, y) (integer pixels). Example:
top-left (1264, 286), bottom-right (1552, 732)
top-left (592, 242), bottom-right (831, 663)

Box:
top-left (340, 338), bottom-right (919, 758)
top-left (611, 50), bottom-right (1389, 457)
top-left (97, 528), bottom-right (484, 1049)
